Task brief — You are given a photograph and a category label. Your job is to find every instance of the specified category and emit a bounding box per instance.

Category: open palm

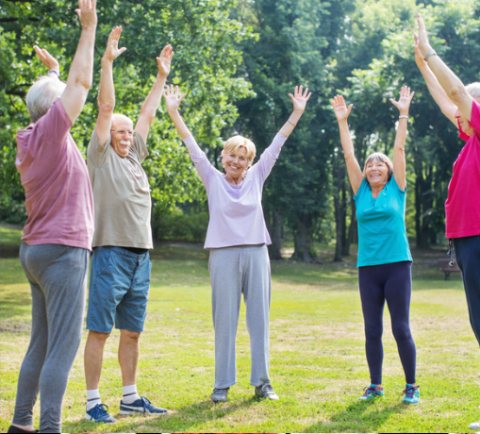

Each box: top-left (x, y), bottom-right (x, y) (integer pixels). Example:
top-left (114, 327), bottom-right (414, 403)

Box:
top-left (164, 84), bottom-right (186, 111)
top-left (390, 86), bottom-right (415, 114)
top-left (157, 45), bottom-right (174, 77)
top-left (290, 86), bottom-right (312, 113)
top-left (332, 95), bottom-right (353, 122)
top-left (104, 26), bottom-right (126, 61)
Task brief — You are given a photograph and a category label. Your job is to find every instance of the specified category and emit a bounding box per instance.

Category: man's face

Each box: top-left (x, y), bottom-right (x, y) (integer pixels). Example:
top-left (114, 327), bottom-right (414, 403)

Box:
top-left (110, 116), bottom-right (134, 158)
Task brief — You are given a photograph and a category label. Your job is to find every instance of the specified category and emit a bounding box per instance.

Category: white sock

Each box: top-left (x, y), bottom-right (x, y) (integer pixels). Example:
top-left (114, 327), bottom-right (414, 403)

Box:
top-left (122, 384), bottom-right (140, 404)
top-left (86, 389), bottom-right (101, 411)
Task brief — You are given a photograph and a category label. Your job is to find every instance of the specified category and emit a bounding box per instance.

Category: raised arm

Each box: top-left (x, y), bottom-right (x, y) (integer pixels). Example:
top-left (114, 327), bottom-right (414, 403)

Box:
top-left (414, 34), bottom-right (457, 126)
top-left (332, 96), bottom-right (363, 195)
top-left (278, 86), bottom-right (312, 138)
top-left (416, 13), bottom-right (474, 121)
top-left (95, 26), bottom-right (127, 146)
top-left (389, 86), bottom-right (415, 192)
top-left (164, 84), bottom-right (192, 140)
top-left (60, 0), bottom-right (97, 124)
top-left (135, 45), bottom-right (174, 143)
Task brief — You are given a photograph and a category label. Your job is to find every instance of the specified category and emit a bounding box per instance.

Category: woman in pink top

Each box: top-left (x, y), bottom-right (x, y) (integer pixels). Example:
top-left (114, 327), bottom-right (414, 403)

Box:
top-left (10, 2), bottom-right (96, 433)
top-left (416, 14), bottom-right (480, 429)
top-left (164, 84), bottom-right (311, 403)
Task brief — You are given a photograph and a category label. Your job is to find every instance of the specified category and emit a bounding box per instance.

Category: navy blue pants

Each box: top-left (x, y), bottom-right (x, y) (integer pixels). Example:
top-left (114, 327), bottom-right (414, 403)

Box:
top-left (358, 261), bottom-right (416, 385)
top-left (454, 235), bottom-right (480, 346)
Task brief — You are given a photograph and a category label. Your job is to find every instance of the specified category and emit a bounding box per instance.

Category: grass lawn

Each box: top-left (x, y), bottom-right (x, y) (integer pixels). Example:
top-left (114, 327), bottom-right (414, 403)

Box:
top-left (1, 231), bottom-right (479, 433)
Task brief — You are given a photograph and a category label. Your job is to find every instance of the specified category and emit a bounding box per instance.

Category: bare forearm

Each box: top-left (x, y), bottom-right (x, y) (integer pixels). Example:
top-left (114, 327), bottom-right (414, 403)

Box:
top-left (337, 120), bottom-right (363, 193)
top-left (66, 26), bottom-right (96, 90)
top-left (98, 58), bottom-right (115, 110)
top-left (278, 110), bottom-right (303, 138)
top-left (167, 109), bottom-right (192, 140)
top-left (140, 74), bottom-right (167, 118)
top-left (418, 63), bottom-right (457, 121)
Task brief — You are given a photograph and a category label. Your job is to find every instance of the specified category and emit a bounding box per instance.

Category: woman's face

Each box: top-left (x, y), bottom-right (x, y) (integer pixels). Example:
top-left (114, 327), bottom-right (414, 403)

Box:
top-left (365, 159), bottom-right (389, 189)
top-left (222, 146), bottom-right (250, 180)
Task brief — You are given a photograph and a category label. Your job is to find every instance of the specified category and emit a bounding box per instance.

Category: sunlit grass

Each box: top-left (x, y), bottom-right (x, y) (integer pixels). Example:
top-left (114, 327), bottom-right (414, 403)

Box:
top-left (1, 231), bottom-right (479, 433)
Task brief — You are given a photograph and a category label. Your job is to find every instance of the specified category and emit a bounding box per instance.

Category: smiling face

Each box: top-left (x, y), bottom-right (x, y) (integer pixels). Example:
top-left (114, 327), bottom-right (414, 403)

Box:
top-left (222, 146), bottom-right (250, 181)
top-left (110, 114), bottom-right (134, 158)
top-left (363, 153), bottom-right (393, 190)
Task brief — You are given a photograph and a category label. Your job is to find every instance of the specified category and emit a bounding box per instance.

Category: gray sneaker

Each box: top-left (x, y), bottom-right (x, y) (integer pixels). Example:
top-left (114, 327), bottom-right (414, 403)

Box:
top-left (255, 383), bottom-right (279, 400)
top-left (210, 388), bottom-right (229, 403)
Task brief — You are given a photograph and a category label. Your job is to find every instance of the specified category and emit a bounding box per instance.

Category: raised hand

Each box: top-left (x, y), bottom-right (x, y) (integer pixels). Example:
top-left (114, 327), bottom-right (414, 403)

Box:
top-left (390, 86), bottom-right (415, 115)
top-left (75, 0), bottom-right (97, 29)
top-left (289, 85), bottom-right (312, 113)
top-left (332, 95), bottom-right (353, 122)
top-left (415, 13), bottom-right (433, 58)
top-left (33, 46), bottom-right (59, 72)
top-left (157, 45), bottom-right (174, 78)
top-left (164, 84), bottom-right (186, 112)
top-left (413, 34), bottom-right (428, 70)
top-left (103, 26), bottom-right (127, 61)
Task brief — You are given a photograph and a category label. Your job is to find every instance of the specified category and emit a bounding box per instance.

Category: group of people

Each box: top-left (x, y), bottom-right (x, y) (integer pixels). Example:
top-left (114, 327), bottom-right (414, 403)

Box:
top-left (7, 0), bottom-right (480, 432)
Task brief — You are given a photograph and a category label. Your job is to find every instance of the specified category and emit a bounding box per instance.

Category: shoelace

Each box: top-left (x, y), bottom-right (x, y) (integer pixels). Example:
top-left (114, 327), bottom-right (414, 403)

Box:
top-left (363, 386), bottom-right (377, 397)
top-left (92, 403), bottom-right (110, 417)
top-left (403, 386), bottom-right (419, 398)
top-left (140, 397), bottom-right (151, 411)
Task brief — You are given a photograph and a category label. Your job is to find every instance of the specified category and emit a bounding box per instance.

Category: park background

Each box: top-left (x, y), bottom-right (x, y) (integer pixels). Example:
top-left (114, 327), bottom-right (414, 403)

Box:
top-left (1, 0), bottom-right (480, 432)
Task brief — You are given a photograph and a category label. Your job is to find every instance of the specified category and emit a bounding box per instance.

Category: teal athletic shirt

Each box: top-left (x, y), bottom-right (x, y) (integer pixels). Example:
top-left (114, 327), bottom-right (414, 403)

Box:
top-left (354, 176), bottom-right (412, 268)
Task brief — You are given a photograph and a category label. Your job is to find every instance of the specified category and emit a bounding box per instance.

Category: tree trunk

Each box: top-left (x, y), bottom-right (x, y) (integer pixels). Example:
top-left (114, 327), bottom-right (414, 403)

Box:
top-left (293, 216), bottom-right (316, 263)
top-left (264, 206), bottom-right (283, 260)
top-left (341, 178), bottom-right (349, 256)
top-left (333, 163), bottom-right (345, 262)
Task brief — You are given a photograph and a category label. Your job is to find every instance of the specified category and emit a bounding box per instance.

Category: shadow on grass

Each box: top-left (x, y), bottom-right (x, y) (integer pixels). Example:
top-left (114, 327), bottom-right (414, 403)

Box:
top-left (63, 397), bottom-right (259, 433)
top-left (306, 400), bottom-right (408, 433)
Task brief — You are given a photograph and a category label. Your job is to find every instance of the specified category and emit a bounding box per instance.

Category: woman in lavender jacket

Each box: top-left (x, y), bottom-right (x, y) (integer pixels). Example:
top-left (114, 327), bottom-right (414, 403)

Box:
top-left (164, 84), bottom-right (311, 403)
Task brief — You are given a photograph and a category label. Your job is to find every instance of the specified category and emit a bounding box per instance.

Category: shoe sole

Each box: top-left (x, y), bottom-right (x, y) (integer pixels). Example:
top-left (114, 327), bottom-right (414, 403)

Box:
top-left (84, 414), bottom-right (116, 423)
top-left (119, 408), bottom-right (167, 415)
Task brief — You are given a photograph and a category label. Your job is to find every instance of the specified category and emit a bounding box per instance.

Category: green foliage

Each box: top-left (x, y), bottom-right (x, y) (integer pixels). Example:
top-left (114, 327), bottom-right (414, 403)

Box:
top-left (1, 0), bottom-right (254, 224)
top-left (155, 208), bottom-right (209, 242)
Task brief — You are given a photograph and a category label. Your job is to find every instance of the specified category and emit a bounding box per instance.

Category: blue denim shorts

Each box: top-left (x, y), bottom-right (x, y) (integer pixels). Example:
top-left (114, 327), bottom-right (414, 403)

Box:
top-left (87, 246), bottom-right (152, 333)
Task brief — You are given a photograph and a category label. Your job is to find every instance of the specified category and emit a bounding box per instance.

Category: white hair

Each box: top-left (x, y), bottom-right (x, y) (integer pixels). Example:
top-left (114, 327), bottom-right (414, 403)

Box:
top-left (466, 82), bottom-right (480, 101)
top-left (26, 76), bottom-right (66, 122)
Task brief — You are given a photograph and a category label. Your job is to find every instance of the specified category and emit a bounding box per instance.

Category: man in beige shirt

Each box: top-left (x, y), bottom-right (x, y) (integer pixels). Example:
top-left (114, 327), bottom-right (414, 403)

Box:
top-left (84, 26), bottom-right (173, 423)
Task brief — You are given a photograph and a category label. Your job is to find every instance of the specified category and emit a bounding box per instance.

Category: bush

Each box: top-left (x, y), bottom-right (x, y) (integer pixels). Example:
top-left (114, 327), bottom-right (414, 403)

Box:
top-left (156, 209), bottom-right (209, 243)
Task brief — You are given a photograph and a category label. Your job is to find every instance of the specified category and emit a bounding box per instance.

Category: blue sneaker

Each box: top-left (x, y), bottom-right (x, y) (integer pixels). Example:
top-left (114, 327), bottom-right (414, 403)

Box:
top-left (119, 396), bottom-right (168, 415)
top-left (358, 384), bottom-right (384, 401)
top-left (85, 403), bottom-right (116, 423)
top-left (402, 384), bottom-right (420, 405)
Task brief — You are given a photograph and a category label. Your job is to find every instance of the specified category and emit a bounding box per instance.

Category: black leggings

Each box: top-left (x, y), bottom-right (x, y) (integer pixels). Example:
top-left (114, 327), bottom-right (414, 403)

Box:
top-left (358, 261), bottom-right (416, 385)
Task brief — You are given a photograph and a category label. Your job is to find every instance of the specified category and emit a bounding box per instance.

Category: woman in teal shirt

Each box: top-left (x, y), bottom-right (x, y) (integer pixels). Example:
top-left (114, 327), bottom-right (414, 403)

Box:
top-left (332, 87), bottom-right (419, 405)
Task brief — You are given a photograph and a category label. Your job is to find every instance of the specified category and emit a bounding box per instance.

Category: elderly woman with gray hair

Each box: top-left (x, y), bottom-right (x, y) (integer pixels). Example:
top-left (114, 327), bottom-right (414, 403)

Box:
top-left (415, 13), bottom-right (480, 430)
top-left (332, 86), bottom-right (420, 405)
top-left (9, 1), bottom-right (97, 433)
top-left (164, 84), bottom-right (311, 403)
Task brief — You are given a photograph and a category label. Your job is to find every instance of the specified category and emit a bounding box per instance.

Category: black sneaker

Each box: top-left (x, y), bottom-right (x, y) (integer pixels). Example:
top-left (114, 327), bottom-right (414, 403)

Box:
top-left (119, 396), bottom-right (168, 415)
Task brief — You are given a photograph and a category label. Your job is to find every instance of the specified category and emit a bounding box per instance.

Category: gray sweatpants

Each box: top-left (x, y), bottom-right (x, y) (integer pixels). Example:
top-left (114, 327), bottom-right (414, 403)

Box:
top-left (209, 245), bottom-right (271, 389)
top-left (13, 243), bottom-right (88, 433)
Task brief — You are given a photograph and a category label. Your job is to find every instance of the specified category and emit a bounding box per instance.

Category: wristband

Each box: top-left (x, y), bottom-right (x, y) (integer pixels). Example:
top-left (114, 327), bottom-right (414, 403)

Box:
top-left (424, 50), bottom-right (437, 62)
top-left (288, 119), bottom-right (297, 127)
top-left (399, 115), bottom-right (409, 120)
top-left (47, 70), bottom-right (60, 78)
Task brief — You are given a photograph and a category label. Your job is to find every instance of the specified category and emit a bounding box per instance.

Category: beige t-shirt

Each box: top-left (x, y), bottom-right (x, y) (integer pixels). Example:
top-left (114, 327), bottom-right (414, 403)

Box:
top-left (87, 131), bottom-right (153, 249)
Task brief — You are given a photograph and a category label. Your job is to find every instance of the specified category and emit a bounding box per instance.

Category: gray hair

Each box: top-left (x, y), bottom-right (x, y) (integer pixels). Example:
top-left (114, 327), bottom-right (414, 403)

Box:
top-left (26, 76), bottom-right (66, 123)
top-left (466, 82), bottom-right (480, 101)
top-left (363, 152), bottom-right (394, 182)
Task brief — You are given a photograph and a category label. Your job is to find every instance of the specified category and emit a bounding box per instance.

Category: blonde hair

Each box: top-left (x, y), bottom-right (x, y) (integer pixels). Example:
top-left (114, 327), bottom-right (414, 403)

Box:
top-left (222, 136), bottom-right (256, 164)
top-left (363, 152), bottom-right (393, 182)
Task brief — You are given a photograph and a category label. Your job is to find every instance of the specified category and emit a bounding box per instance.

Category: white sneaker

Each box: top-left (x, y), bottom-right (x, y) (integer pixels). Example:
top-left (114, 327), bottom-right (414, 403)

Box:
top-left (469, 421), bottom-right (480, 430)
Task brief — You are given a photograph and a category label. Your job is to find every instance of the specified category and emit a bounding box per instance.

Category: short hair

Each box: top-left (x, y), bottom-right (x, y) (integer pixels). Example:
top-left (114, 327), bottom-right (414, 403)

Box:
top-left (466, 82), bottom-right (480, 102)
top-left (223, 136), bottom-right (257, 163)
top-left (363, 152), bottom-right (394, 182)
top-left (26, 76), bottom-right (66, 123)
top-left (111, 113), bottom-right (134, 127)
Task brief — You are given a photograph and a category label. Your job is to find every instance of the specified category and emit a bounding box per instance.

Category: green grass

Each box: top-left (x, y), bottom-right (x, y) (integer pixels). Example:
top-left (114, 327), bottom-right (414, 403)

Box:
top-left (1, 233), bottom-right (479, 432)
